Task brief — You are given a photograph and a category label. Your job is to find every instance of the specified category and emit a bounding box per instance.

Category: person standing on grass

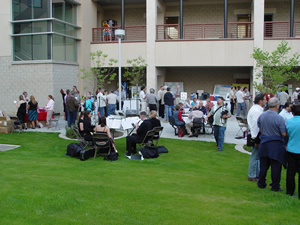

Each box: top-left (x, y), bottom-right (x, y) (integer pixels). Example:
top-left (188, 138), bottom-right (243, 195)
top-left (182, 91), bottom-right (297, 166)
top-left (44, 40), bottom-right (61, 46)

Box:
top-left (285, 104), bottom-right (300, 199)
top-left (257, 97), bottom-right (287, 192)
top-left (140, 86), bottom-right (148, 113)
top-left (205, 96), bottom-right (231, 151)
top-left (247, 93), bottom-right (266, 181)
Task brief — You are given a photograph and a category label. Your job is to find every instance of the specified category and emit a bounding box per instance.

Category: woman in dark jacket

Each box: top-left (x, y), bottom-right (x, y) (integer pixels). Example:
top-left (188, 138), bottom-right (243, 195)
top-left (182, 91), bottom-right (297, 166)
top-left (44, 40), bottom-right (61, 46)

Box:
top-left (16, 95), bottom-right (27, 129)
top-left (83, 110), bottom-right (94, 142)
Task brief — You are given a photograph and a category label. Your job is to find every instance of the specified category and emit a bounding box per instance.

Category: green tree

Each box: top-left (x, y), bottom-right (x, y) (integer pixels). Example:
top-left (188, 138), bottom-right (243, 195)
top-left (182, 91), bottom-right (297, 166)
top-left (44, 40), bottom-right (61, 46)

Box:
top-left (79, 51), bottom-right (118, 90)
top-left (124, 56), bottom-right (148, 113)
top-left (252, 40), bottom-right (300, 94)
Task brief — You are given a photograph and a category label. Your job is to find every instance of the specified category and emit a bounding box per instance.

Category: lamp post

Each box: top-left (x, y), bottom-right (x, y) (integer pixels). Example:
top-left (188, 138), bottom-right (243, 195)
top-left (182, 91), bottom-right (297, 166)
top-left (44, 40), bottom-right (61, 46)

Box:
top-left (115, 29), bottom-right (125, 112)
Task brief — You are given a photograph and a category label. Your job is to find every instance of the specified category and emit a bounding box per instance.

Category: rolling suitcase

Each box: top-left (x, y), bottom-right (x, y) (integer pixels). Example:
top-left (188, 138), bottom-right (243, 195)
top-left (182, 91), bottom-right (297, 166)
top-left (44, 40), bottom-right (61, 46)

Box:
top-left (79, 148), bottom-right (95, 161)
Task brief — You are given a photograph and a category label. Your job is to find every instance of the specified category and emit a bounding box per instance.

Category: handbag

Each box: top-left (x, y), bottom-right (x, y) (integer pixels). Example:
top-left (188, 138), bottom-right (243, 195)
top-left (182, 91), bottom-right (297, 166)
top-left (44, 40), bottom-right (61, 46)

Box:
top-left (178, 126), bottom-right (184, 137)
top-left (104, 152), bottom-right (119, 161)
top-left (139, 146), bottom-right (159, 158)
top-left (208, 106), bottom-right (222, 124)
top-left (247, 133), bottom-right (255, 147)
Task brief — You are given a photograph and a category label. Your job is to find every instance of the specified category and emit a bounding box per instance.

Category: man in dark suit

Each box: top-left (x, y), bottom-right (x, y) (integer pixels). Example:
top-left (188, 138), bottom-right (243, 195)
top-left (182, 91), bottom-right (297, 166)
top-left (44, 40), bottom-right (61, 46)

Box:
top-left (125, 111), bottom-right (152, 156)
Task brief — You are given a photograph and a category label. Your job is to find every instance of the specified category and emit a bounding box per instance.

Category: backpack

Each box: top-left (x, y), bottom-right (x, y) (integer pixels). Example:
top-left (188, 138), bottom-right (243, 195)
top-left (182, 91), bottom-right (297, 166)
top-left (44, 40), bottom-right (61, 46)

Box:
top-left (104, 152), bottom-right (119, 161)
top-left (66, 143), bottom-right (84, 157)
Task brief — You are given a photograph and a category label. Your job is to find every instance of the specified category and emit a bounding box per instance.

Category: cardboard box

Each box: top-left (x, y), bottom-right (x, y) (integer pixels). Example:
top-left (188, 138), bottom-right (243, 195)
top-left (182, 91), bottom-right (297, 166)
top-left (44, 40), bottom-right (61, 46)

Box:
top-left (0, 120), bottom-right (13, 134)
top-left (0, 116), bottom-right (10, 128)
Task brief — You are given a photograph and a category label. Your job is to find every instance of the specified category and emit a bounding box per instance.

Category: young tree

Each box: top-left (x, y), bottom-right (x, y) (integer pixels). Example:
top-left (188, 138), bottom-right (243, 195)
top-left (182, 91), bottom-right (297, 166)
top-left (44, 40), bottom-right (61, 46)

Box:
top-left (124, 56), bottom-right (147, 113)
top-left (79, 51), bottom-right (118, 90)
top-left (252, 40), bottom-right (300, 94)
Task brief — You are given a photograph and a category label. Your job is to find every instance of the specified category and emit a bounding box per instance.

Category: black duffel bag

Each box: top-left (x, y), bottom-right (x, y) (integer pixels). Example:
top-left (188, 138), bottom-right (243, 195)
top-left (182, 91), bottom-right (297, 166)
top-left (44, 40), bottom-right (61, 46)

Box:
top-left (139, 146), bottom-right (159, 159)
top-left (104, 152), bottom-right (119, 161)
top-left (66, 143), bottom-right (84, 157)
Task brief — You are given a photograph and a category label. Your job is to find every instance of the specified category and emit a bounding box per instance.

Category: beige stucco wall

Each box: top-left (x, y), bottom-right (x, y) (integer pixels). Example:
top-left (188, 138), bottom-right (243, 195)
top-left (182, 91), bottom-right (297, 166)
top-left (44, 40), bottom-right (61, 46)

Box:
top-left (90, 42), bottom-right (147, 67)
top-left (100, 6), bottom-right (146, 27)
top-left (155, 40), bottom-right (254, 67)
top-left (0, 0), bottom-right (11, 57)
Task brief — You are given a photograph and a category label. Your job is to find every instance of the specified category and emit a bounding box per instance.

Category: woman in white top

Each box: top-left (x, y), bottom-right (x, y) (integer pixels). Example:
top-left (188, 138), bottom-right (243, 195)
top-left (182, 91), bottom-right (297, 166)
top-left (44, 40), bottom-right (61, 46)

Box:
top-left (243, 87), bottom-right (250, 113)
top-left (44, 95), bottom-right (55, 128)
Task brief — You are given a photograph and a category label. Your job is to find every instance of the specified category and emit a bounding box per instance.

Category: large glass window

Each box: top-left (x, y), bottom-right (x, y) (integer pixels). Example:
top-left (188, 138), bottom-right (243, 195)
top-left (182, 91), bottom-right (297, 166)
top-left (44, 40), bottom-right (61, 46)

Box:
top-left (12, 0), bottom-right (79, 63)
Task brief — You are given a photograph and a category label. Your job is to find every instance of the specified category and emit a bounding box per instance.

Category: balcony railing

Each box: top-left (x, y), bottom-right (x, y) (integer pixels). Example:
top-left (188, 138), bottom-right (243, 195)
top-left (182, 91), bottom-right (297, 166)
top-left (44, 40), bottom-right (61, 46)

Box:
top-left (92, 25), bottom-right (146, 42)
top-left (264, 21), bottom-right (300, 38)
top-left (92, 21), bottom-right (300, 43)
top-left (157, 22), bottom-right (253, 40)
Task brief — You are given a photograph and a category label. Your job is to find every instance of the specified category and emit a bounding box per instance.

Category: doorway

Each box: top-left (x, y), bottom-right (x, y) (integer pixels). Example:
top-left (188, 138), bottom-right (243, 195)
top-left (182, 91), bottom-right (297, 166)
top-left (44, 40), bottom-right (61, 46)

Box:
top-left (164, 17), bottom-right (179, 39)
top-left (264, 14), bottom-right (273, 37)
top-left (237, 15), bottom-right (251, 38)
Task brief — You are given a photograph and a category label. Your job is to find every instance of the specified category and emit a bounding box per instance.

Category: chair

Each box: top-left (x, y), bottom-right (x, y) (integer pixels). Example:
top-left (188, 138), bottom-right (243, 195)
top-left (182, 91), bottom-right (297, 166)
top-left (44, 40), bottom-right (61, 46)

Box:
top-left (73, 127), bottom-right (92, 148)
top-left (93, 132), bottom-right (112, 159)
top-left (152, 126), bottom-right (164, 146)
top-left (192, 117), bottom-right (205, 135)
top-left (137, 128), bottom-right (157, 150)
top-left (51, 113), bottom-right (60, 130)
top-left (9, 116), bottom-right (23, 134)
top-left (168, 116), bottom-right (178, 135)
top-left (236, 116), bottom-right (248, 137)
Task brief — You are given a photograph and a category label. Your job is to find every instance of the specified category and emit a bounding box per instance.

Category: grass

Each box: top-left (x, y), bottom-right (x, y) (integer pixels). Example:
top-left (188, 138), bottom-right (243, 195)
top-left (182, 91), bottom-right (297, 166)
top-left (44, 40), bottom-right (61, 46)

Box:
top-left (0, 132), bottom-right (299, 225)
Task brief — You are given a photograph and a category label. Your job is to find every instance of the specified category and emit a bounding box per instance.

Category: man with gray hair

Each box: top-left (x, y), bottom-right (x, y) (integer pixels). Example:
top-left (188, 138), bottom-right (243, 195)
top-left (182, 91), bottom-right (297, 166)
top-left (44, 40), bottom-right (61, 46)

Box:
top-left (146, 88), bottom-right (158, 112)
top-left (257, 97), bottom-right (287, 192)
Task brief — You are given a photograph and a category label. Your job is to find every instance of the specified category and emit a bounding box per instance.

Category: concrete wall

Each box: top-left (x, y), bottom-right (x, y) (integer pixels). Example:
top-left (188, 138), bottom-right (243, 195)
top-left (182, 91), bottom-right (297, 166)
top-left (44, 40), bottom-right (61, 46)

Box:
top-left (0, 0), bottom-right (11, 57)
top-left (100, 5), bottom-right (146, 26)
top-left (155, 40), bottom-right (254, 67)
top-left (0, 56), bottom-right (78, 115)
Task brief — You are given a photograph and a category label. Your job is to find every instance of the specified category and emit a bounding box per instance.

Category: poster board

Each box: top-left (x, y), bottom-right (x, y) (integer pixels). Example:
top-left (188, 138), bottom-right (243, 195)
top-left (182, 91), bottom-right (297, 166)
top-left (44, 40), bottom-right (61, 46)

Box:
top-left (231, 84), bottom-right (249, 90)
top-left (213, 85), bottom-right (232, 98)
top-left (164, 82), bottom-right (184, 95)
top-left (180, 92), bottom-right (187, 100)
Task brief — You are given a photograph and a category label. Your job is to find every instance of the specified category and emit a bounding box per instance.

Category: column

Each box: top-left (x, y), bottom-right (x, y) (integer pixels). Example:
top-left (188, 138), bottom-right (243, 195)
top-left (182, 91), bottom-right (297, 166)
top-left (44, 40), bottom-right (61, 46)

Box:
top-left (180, 0), bottom-right (183, 39)
top-left (252, 0), bottom-right (265, 95)
top-left (224, 0), bottom-right (228, 38)
top-left (121, 0), bottom-right (125, 30)
top-left (146, 0), bottom-right (157, 92)
top-left (290, 0), bottom-right (295, 37)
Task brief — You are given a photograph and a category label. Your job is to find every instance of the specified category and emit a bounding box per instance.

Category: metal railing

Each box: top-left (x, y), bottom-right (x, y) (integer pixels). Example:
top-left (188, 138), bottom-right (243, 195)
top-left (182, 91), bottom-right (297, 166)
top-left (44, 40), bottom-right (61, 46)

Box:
top-left (228, 22), bottom-right (253, 38)
top-left (156, 24), bottom-right (179, 40)
top-left (92, 25), bottom-right (146, 42)
top-left (157, 22), bottom-right (253, 40)
top-left (264, 21), bottom-right (290, 38)
top-left (184, 23), bottom-right (224, 39)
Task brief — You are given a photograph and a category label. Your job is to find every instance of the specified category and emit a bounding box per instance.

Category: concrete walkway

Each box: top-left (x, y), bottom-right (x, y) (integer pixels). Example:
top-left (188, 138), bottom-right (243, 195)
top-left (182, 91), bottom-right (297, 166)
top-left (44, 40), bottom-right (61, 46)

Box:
top-left (20, 114), bottom-right (249, 154)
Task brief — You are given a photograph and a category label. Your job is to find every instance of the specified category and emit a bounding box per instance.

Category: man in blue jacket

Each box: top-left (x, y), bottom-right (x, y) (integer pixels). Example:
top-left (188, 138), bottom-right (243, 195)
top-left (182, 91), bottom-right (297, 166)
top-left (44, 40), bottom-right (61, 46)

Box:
top-left (257, 97), bottom-right (287, 192)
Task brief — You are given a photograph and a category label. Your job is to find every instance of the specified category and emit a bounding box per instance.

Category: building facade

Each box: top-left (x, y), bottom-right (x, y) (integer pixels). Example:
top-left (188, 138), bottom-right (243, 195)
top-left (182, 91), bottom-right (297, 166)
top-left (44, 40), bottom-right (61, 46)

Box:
top-left (0, 0), bottom-right (299, 114)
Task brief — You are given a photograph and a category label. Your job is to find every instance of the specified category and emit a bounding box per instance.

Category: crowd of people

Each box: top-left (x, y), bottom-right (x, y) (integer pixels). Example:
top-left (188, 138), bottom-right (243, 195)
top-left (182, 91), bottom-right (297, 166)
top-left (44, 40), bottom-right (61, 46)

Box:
top-left (15, 91), bottom-right (55, 129)
top-left (247, 90), bottom-right (300, 199)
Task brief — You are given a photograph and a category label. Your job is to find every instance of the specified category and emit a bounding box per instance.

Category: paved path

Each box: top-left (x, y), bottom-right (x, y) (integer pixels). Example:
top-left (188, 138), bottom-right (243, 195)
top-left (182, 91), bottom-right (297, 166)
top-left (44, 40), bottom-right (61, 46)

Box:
top-left (18, 115), bottom-right (249, 154)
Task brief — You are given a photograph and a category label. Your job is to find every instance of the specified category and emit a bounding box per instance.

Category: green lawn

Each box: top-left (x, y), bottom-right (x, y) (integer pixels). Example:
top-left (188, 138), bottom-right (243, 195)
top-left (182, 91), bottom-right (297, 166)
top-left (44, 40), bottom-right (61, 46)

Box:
top-left (0, 133), bottom-right (299, 225)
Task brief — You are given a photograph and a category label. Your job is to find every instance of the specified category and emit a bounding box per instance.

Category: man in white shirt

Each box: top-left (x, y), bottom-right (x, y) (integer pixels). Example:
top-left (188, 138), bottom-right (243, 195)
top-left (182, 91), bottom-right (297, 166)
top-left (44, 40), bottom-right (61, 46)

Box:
top-left (97, 88), bottom-right (107, 118)
top-left (279, 102), bottom-right (293, 122)
top-left (236, 86), bottom-right (246, 116)
top-left (278, 90), bottom-right (290, 113)
top-left (139, 86), bottom-right (147, 113)
top-left (247, 93), bottom-right (267, 181)
top-left (292, 88), bottom-right (299, 104)
top-left (107, 90), bottom-right (118, 116)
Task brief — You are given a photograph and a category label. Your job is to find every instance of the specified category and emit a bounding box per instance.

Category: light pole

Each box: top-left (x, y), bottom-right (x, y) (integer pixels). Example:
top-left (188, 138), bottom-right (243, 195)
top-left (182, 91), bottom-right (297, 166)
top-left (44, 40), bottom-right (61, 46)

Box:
top-left (115, 29), bottom-right (125, 112)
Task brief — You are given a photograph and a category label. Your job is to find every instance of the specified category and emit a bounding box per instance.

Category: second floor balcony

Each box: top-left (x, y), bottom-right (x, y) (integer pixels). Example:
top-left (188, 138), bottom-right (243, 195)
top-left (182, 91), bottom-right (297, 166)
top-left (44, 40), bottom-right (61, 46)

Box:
top-left (92, 21), bottom-right (300, 43)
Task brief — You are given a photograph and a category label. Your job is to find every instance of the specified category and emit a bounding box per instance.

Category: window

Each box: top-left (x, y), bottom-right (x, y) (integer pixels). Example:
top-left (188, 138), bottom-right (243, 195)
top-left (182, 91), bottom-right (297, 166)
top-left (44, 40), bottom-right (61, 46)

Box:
top-left (12, 0), bottom-right (79, 63)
